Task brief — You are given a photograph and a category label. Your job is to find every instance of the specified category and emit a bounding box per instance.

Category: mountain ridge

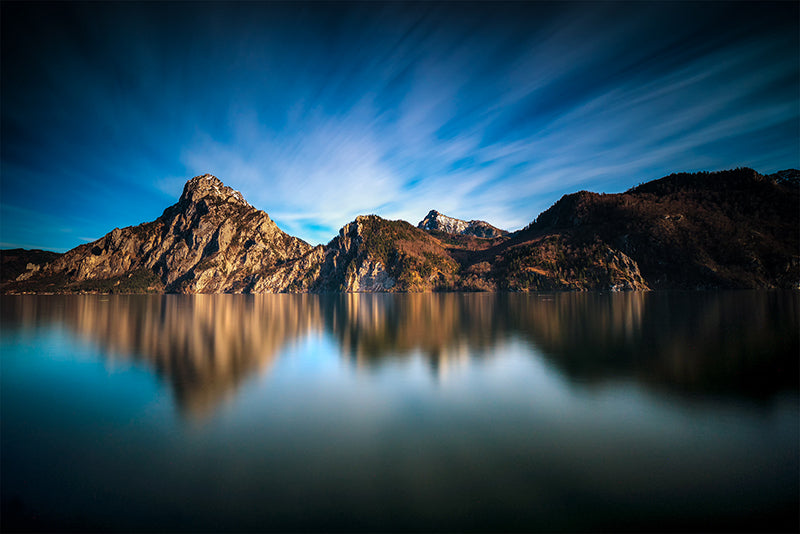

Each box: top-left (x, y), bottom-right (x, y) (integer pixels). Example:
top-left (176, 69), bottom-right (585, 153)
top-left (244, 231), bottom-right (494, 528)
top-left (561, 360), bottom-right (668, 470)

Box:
top-left (3, 167), bottom-right (798, 293)
top-left (417, 210), bottom-right (507, 238)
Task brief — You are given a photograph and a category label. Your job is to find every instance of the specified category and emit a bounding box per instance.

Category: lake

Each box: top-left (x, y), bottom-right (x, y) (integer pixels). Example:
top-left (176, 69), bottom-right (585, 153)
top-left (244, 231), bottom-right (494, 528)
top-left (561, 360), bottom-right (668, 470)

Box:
top-left (1, 292), bottom-right (797, 532)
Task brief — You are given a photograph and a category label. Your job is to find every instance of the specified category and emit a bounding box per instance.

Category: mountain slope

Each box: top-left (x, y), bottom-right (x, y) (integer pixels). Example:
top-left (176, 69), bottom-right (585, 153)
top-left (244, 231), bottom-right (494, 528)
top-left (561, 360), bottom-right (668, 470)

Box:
top-left (0, 249), bottom-right (62, 282)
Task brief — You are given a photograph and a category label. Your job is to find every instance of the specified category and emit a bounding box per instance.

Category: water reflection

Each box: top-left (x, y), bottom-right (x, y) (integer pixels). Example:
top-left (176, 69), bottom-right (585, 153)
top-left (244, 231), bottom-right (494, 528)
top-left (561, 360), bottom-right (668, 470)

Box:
top-left (508, 292), bottom-right (799, 396)
top-left (324, 293), bottom-right (507, 376)
top-left (1, 295), bottom-right (322, 418)
top-left (2, 292), bottom-right (797, 418)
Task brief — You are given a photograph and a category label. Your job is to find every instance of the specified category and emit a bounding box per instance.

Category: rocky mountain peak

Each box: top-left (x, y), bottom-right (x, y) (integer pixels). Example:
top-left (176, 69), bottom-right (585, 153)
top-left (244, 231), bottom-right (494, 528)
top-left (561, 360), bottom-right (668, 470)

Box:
top-left (418, 210), bottom-right (507, 238)
top-left (180, 174), bottom-right (249, 207)
top-left (6, 173), bottom-right (311, 294)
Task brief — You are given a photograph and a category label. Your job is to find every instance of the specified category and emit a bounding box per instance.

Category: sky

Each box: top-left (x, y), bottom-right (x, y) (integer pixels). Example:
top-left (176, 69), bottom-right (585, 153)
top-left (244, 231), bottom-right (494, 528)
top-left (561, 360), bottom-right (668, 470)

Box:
top-left (1, 1), bottom-right (798, 251)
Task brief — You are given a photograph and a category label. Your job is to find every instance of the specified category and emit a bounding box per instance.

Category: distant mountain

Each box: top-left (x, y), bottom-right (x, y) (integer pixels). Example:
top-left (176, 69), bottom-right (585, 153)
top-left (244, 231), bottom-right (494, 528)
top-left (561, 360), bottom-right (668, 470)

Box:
top-left (418, 210), bottom-right (507, 238)
top-left (3, 168), bottom-right (798, 293)
top-left (0, 249), bottom-right (62, 282)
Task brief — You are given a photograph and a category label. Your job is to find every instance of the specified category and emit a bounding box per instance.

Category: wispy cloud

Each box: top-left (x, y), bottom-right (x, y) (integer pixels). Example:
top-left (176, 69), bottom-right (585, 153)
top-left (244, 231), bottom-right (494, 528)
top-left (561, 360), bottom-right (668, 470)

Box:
top-left (178, 3), bottom-right (798, 243)
top-left (2, 2), bottom-right (797, 249)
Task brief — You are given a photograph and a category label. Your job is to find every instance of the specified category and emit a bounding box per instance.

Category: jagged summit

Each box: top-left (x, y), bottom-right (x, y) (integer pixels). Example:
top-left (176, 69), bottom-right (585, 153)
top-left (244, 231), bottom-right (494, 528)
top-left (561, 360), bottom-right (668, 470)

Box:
top-left (179, 174), bottom-right (248, 207)
top-left (423, 210), bottom-right (441, 220)
top-left (418, 210), bottom-right (507, 238)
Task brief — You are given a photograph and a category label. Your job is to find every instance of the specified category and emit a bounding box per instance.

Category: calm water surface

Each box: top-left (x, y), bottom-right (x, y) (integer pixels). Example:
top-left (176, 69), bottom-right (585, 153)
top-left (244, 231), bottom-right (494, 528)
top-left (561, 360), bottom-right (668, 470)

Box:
top-left (1, 292), bottom-right (797, 532)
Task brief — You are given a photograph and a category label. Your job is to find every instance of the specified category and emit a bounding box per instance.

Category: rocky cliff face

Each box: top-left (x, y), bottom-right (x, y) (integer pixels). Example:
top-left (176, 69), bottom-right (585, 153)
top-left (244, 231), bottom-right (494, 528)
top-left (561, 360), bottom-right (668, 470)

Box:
top-left (10, 175), bottom-right (310, 293)
top-left (253, 215), bottom-right (459, 292)
top-left (418, 210), bottom-right (507, 238)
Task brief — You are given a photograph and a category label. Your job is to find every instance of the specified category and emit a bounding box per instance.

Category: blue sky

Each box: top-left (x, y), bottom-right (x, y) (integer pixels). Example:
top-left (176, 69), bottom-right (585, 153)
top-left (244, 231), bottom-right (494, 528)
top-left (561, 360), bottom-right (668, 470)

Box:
top-left (2, 1), bottom-right (798, 251)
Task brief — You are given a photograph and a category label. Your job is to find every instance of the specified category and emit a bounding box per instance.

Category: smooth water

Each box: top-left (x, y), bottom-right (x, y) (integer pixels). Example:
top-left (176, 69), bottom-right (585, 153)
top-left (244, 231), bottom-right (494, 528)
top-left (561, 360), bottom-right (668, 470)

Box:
top-left (1, 292), bottom-right (797, 532)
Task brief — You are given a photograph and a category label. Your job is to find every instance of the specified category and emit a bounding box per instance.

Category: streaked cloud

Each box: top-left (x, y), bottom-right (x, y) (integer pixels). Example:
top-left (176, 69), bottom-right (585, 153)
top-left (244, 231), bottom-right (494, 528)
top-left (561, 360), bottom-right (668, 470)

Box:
top-left (1, 2), bottom-right (797, 249)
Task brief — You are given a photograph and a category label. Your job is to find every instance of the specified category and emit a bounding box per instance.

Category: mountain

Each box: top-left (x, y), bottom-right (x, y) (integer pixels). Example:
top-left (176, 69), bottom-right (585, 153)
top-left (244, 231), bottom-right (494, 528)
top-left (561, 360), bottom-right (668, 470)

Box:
top-left (0, 249), bottom-right (62, 282)
top-left (254, 215), bottom-right (460, 292)
top-left (418, 210), bottom-right (507, 238)
top-left (8, 175), bottom-right (310, 293)
top-left (2, 168), bottom-right (798, 293)
top-left (503, 167), bottom-right (799, 290)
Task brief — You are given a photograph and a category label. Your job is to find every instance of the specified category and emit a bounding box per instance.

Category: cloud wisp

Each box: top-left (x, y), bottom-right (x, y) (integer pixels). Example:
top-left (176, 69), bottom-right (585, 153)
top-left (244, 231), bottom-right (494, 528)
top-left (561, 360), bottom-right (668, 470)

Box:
top-left (1, 2), bottom-right (798, 249)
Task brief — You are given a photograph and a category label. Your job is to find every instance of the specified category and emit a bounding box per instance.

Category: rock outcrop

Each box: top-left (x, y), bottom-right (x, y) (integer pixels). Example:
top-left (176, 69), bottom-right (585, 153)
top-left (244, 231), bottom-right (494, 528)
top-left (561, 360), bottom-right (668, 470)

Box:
top-left (418, 210), bottom-right (507, 238)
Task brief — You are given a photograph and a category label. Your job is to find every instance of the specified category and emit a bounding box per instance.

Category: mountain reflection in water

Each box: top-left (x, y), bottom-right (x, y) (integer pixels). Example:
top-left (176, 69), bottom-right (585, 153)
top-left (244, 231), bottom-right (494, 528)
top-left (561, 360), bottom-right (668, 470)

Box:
top-left (2, 292), bottom-right (798, 532)
top-left (3, 292), bottom-right (797, 418)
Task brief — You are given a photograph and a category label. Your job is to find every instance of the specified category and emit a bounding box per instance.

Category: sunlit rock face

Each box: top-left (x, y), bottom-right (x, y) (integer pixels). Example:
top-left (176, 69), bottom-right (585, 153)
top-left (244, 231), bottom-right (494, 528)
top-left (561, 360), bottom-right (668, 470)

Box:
top-left (29, 175), bottom-right (311, 293)
top-left (251, 246), bottom-right (326, 293)
top-left (418, 210), bottom-right (507, 238)
top-left (253, 215), bottom-right (457, 292)
top-left (315, 216), bottom-right (404, 292)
